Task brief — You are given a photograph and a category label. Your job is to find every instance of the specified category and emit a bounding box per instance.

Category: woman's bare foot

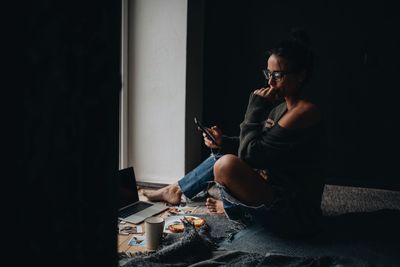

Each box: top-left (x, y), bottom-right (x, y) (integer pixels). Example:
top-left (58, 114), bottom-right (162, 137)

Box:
top-left (206, 197), bottom-right (225, 214)
top-left (143, 183), bottom-right (182, 205)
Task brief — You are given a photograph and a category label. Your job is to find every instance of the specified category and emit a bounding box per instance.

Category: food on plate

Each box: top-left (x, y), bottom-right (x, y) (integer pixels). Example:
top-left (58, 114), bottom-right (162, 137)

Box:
top-left (168, 207), bottom-right (182, 215)
top-left (166, 216), bottom-right (206, 233)
top-left (167, 223), bottom-right (185, 233)
top-left (185, 216), bottom-right (206, 228)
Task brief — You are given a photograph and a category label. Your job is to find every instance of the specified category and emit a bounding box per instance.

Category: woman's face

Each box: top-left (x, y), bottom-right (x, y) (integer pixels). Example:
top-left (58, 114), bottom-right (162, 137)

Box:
top-left (266, 54), bottom-right (305, 97)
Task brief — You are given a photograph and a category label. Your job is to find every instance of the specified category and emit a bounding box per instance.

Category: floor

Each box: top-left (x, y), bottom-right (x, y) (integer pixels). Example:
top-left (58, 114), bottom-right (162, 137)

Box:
top-left (137, 184), bottom-right (221, 214)
top-left (138, 183), bottom-right (400, 216)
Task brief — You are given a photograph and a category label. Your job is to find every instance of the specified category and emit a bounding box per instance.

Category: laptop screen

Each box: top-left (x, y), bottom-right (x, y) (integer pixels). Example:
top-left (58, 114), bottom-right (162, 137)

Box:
top-left (118, 167), bottom-right (140, 208)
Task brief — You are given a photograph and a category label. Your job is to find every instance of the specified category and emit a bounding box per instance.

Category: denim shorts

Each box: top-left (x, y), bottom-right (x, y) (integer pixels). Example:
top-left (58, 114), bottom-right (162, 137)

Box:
top-left (217, 183), bottom-right (318, 236)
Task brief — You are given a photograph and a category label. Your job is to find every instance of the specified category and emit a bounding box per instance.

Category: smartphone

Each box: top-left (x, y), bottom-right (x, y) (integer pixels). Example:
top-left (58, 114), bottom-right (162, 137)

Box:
top-left (193, 117), bottom-right (218, 145)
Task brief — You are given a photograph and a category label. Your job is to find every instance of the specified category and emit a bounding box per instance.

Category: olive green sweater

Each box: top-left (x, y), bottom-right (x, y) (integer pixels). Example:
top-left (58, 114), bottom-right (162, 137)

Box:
top-left (221, 93), bottom-right (325, 224)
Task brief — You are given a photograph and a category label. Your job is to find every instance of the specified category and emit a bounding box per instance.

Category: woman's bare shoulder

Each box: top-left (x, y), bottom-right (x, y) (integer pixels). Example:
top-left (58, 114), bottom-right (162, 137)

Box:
top-left (279, 100), bottom-right (321, 129)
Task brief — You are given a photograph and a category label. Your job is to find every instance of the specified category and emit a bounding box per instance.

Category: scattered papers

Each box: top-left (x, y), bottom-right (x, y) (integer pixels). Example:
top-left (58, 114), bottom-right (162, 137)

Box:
top-left (119, 225), bottom-right (143, 235)
top-left (128, 235), bottom-right (146, 247)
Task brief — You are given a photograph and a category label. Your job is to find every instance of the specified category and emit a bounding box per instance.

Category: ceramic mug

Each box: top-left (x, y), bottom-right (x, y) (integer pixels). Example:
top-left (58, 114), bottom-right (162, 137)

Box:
top-left (144, 216), bottom-right (165, 250)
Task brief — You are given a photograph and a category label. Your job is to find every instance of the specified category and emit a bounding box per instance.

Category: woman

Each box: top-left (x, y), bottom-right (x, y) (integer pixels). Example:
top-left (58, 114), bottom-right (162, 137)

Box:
top-left (145, 30), bottom-right (324, 236)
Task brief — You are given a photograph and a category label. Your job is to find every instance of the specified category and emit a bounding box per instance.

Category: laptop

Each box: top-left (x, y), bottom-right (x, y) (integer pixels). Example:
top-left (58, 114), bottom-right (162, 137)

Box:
top-left (118, 167), bottom-right (168, 224)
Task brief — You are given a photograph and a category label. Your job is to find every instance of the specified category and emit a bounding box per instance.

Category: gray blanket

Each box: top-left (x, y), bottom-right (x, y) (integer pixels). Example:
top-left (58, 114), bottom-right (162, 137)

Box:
top-left (119, 217), bottom-right (370, 267)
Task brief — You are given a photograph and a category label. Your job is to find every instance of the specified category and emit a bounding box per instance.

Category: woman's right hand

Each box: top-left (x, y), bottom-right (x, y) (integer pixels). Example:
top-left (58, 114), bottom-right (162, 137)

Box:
top-left (254, 87), bottom-right (282, 103)
top-left (203, 126), bottom-right (222, 149)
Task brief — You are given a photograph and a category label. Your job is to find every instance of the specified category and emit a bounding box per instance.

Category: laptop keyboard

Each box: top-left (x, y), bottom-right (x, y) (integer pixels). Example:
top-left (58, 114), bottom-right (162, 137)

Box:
top-left (119, 202), bottom-right (153, 218)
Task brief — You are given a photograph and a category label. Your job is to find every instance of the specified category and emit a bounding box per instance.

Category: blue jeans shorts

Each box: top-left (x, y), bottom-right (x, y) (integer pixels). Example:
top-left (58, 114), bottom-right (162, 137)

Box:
top-left (217, 183), bottom-right (313, 236)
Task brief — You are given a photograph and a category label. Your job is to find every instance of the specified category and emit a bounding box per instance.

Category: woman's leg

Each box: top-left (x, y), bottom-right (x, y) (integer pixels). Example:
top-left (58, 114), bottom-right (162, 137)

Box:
top-left (213, 154), bottom-right (273, 206)
top-left (144, 153), bottom-right (221, 205)
top-left (178, 153), bottom-right (221, 199)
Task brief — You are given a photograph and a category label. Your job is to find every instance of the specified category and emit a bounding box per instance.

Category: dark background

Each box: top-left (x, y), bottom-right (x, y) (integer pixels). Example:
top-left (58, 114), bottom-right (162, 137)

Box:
top-left (17, 0), bottom-right (399, 266)
top-left (20, 1), bottom-right (120, 266)
top-left (200, 0), bottom-right (400, 191)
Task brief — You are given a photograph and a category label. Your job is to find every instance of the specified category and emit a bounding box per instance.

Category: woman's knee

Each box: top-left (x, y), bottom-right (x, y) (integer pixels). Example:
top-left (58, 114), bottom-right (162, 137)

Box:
top-left (213, 154), bottom-right (241, 184)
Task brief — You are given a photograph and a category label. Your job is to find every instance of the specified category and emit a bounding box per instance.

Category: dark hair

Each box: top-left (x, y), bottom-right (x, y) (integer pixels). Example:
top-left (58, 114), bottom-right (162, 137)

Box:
top-left (267, 28), bottom-right (314, 87)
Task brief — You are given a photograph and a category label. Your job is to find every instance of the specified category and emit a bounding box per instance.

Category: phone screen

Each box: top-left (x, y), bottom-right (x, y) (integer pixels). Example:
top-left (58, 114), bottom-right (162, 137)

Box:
top-left (193, 117), bottom-right (217, 144)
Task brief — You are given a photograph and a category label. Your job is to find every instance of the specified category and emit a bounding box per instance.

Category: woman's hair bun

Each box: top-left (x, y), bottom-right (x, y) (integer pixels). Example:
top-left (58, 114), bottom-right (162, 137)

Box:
top-left (266, 27), bottom-right (314, 87)
top-left (290, 27), bottom-right (310, 46)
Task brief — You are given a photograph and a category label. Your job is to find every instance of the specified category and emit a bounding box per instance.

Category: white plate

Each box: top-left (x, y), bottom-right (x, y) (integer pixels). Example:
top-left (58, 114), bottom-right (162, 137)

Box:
top-left (163, 215), bottom-right (201, 234)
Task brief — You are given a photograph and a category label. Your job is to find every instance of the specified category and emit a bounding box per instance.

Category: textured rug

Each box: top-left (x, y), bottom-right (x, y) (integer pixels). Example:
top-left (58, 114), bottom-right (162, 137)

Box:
top-left (121, 185), bottom-right (400, 266)
top-left (220, 185), bottom-right (400, 266)
top-left (321, 184), bottom-right (400, 215)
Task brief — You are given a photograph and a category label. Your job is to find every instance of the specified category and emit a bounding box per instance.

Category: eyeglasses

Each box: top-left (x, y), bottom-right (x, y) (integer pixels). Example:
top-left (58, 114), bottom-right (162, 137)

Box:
top-left (262, 69), bottom-right (292, 82)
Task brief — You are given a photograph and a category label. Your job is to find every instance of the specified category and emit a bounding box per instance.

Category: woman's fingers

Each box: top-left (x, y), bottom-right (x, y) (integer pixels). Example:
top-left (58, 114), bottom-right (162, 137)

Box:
top-left (254, 87), bottom-right (271, 97)
top-left (254, 87), bottom-right (282, 102)
top-left (203, 135), bottom-right (218, 148)
top-left (202, 126), bottom-right (222, 147)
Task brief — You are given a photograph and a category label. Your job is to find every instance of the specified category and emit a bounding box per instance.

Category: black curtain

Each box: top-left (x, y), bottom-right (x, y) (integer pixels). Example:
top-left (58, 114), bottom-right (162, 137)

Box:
top-left (20, 1), bottom-right (121, 266)
top-left (201, 0), bottom-right (400, 191)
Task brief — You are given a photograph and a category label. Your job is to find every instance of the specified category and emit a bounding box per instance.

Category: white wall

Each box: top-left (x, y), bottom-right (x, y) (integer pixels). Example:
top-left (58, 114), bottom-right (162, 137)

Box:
top-left (127, 0), bottom-right (188, 184)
